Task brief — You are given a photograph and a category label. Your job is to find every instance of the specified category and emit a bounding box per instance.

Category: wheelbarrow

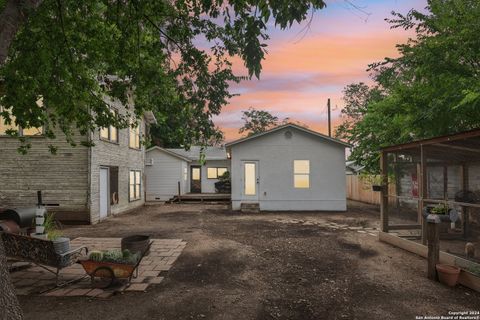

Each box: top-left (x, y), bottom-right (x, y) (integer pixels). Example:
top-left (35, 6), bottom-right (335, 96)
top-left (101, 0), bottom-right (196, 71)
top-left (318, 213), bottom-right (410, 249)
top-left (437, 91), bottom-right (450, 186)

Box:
top-left (79, 241), bottom-right (152, 288)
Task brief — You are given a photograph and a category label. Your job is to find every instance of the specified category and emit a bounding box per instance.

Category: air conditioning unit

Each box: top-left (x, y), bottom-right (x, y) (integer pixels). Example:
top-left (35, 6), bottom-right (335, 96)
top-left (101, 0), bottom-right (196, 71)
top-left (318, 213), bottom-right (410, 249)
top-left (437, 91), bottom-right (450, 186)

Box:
top-left (146, 159), bottom-right (154, 166)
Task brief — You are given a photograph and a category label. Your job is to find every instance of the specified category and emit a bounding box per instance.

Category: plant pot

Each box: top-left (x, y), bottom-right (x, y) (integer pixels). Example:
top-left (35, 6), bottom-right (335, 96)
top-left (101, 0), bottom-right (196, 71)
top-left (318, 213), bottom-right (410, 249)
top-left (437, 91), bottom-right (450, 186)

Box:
top-left (436, 264), bottom-right (460, 287)
top-left (372, 185), bottom-right (383, 192)
top-left (121, 235), bottom-right (151, 255)
top-left (36, 226), bottom-right (45, 234)
top-left (53, 237), bottom-right (70, 254)
top-left (35, 217), bottom-right (45, 225)
top-left (31, 233), bottom-right (48, 240)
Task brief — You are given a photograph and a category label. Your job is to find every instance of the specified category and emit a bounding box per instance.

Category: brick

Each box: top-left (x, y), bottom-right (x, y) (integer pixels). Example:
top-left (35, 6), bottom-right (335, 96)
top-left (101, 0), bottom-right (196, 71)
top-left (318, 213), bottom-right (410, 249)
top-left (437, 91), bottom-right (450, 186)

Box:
top-left (141, 271), bottom-right (159, 277)
top-left (86, 289), bottom-right (104, 297)
top-left (43, 288), bottom-right (73, 297)
top-left (131, 276), bottom-right (146, 283)
top-left (146, 277), bottom-right (164, 284)
top-left (126, 283), bottom-right (149, 292)
top-left (65, 289), bottom-right (92, 296)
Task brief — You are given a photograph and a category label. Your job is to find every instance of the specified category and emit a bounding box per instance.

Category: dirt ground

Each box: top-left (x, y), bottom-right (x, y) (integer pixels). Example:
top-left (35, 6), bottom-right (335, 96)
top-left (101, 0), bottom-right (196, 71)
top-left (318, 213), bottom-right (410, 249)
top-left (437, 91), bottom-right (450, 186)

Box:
top-left (19, 201), bottom-right (480, 320)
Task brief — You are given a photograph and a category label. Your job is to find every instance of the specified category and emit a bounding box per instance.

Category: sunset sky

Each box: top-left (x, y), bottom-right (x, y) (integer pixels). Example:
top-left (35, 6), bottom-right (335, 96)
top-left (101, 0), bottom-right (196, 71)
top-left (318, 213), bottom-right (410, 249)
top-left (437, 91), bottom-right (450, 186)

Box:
top-left (214, 0), bottom-right (428, 141)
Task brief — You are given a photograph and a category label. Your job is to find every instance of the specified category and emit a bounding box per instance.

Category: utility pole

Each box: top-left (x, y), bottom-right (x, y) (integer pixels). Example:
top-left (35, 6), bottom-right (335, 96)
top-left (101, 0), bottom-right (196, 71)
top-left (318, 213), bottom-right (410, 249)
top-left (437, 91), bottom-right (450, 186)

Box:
top-left (327, 98), bottom-right (331, 137)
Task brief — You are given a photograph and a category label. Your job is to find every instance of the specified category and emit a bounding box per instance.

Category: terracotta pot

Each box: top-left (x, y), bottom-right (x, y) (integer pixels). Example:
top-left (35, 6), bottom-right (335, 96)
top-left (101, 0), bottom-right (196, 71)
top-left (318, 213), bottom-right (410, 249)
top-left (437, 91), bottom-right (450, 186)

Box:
top-left (436, 264), bottom-right (460, 286)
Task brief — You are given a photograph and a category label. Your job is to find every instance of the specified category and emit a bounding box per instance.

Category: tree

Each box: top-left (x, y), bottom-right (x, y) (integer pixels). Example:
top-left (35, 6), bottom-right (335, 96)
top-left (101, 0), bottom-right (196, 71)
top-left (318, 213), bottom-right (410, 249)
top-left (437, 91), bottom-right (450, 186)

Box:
top-left (0, 1), bottom-right (327, 312)
top-left (239, 107), bottom-right (279, 136)
top-left (336, 0), bottom-right (480, 173)
top-left (0, 0), bottom-right (327, 152)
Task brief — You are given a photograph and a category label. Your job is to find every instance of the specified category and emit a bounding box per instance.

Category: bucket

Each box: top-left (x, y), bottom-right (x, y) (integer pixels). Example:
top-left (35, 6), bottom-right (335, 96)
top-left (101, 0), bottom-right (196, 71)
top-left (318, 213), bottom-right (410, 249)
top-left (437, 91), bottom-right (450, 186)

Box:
top-left (121, 235), bottom-right (151, 255)
top-left (53, 237), bottom-right (71, 254)
top-left (436, 264), bottom-right (460, 287)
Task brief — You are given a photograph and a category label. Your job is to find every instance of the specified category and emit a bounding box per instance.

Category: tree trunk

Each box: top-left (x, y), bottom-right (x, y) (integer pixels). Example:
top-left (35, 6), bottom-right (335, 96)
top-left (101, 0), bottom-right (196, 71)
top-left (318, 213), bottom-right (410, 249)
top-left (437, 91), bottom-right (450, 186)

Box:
top-left (0, 236), bottom-right (23, 320)
top-left (0, 0), bottom-right (43, 64)
top-left (0, 1), bottom-right (43, 318)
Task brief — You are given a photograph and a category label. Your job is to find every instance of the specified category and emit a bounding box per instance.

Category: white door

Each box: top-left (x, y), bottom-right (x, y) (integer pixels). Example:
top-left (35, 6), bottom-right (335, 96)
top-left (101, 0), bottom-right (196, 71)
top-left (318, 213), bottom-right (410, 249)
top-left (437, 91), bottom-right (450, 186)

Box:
top-left (242, 161), bottom-right (259, 201)
top-left (99, 167), bottom-right (109, 219)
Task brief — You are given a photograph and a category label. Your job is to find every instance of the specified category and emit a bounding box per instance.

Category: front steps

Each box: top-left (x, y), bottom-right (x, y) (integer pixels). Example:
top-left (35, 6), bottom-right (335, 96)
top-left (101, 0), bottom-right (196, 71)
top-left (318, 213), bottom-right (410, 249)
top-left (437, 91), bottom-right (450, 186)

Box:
top-left (240, 203), bottom-right (260, 213)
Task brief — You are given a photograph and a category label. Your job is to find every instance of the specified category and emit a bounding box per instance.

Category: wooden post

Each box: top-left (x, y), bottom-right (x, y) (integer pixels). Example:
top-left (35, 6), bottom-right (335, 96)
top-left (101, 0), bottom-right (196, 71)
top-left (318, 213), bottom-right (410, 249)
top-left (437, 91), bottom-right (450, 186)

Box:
top-left (327, 98), bottom-right (331, 137)
top-left (426, 214), bottom-right (440, 280)
top-left (380, 151), bottom-right (389, 232)
top-left (177, 181), bottom-right (182, 203)
top-left (461, 164), bottom-right (470, 239)
top-left (420, 145), bottom-right (428, 245)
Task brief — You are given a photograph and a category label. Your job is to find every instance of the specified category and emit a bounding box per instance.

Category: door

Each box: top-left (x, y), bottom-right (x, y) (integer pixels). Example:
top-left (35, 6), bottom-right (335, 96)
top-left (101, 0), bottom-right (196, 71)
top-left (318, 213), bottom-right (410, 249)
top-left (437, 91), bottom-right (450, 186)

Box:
top-left (190, 166), bottom-right (201, 193)
top-left (242, 161), bottom-right (259, 200)
top-left (99, 167), bottom-right (110, 219)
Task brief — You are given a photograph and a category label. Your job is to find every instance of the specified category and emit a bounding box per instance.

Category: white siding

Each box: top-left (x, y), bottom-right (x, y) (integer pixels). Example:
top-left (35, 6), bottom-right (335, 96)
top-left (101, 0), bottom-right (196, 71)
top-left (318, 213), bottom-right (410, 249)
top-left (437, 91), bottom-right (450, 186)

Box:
top-left (187, 160), bottom-right (230, 193)
top-left (145, 149), bottom-right (187, 201)
top-left (229, 127), bottom-right (346, 211)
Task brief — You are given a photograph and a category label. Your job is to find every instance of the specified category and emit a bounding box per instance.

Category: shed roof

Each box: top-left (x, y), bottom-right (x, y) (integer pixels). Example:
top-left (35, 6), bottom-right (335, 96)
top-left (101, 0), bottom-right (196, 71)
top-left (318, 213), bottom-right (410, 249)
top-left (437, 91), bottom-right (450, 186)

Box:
top-left (381, 128), bottom-right (480, 152)
top-left (225, 123), bottom-right (350, 148)
top-left (146, 146), bottom-right (192, 162)
top-left (166, 146), bottom-right (228, 161)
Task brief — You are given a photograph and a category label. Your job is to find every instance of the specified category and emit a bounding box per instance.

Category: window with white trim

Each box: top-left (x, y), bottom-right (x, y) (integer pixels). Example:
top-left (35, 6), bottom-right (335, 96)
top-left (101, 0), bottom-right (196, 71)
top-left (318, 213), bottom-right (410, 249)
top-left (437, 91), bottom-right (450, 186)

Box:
top-left (100, 108), bottom-right (118, 143)
top-left (294, 160), bottom-right (310, 188)
top-left (129, 170), bottom-right (142, 201)
top-left (207, 167), bottom-right (228, 179)
top-left (183, 167), bottom-right (188, 181)
top-left (0, 106), bottom-right (43, 136)
top-left (129, 119), bottom-right (141, 149)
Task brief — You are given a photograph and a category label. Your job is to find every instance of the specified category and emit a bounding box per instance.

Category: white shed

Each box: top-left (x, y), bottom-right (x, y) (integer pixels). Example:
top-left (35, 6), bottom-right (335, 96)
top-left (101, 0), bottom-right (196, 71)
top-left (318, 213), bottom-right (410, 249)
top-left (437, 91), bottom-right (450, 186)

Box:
top-left (145, 146), bottom-right (191, 201)
top-left (225, 124), bottom-right (350, 211)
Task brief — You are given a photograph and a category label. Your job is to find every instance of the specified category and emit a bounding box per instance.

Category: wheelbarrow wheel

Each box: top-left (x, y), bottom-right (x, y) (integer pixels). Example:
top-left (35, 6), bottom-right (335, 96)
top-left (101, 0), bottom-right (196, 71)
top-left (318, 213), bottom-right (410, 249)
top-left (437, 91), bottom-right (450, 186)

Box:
top-left (91, 266), bottom-right (116, 289)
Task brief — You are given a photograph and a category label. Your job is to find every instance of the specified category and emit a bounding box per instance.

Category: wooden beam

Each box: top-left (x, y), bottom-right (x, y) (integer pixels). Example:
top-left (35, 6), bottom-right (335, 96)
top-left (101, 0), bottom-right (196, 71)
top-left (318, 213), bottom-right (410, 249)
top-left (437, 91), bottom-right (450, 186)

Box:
top-left (427, 218), bottom-right (440, 281)
top-left (388, 224), bottom-right (422, 230)
top-left (437, 143), bottom-right (480, 154)
top-left (380, 151), bottom-right (389, 232)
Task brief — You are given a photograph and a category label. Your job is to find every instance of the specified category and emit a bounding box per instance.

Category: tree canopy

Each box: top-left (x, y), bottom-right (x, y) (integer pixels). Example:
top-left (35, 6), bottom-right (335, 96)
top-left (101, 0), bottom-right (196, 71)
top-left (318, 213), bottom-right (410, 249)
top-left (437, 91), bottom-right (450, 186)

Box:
top-left (336, 0), bottom-right (480, 173)
top-left (239, 107), bottom-right (279, 136)
top-left (0, 0), bottom-right (326, 152)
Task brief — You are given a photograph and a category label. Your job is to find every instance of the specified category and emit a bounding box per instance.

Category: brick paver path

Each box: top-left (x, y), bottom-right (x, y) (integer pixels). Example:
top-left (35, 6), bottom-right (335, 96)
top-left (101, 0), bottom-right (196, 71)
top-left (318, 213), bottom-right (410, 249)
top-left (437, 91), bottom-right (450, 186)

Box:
top-left (10, 237), bottom-right (186, 298)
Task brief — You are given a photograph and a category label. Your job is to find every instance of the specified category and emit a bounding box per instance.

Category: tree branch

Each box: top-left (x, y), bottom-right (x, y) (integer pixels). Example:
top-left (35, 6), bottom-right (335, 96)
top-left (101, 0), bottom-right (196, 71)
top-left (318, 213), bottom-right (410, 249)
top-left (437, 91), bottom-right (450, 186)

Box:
top-left (0, 0), bottom-right (43, 65)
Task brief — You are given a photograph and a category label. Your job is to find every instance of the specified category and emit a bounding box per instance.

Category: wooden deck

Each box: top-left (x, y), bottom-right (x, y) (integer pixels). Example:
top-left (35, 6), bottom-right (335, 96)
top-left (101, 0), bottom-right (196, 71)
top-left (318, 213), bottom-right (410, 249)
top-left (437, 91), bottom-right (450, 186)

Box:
top-left (169, 193), bottom-right (231, 203)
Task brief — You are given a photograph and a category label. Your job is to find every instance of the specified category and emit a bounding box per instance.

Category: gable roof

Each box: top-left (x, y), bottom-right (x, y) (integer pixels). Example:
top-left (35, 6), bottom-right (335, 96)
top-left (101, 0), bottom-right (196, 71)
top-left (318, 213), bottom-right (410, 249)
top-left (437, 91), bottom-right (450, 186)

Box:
top-left (166, 146), bottom-right (228, 161)
top-left (146, 146), bottom-right (192, 162)
top-left (225, 123), bottom-right (351, 148)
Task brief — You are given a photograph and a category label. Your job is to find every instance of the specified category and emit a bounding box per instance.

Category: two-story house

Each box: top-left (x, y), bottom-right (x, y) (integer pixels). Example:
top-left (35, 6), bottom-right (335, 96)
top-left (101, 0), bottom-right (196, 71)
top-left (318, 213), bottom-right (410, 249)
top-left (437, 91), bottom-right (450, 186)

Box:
top-left (0, 98), bottom-right (156, 224)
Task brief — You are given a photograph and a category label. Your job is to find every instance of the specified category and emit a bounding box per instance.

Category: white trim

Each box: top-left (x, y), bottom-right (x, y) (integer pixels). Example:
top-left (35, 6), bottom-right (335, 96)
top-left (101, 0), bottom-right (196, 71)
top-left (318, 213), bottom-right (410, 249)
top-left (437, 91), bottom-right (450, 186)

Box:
top-left (146, 146), bottom-right (192, 162)
top-left (225, 123), bottom-right (351, 148)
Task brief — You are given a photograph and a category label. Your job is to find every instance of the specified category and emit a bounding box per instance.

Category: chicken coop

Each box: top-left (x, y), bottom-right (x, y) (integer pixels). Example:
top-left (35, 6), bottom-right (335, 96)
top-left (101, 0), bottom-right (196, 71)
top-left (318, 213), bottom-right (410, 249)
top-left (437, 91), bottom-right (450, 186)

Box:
top-left (378, 129), bottom-right (480, 286)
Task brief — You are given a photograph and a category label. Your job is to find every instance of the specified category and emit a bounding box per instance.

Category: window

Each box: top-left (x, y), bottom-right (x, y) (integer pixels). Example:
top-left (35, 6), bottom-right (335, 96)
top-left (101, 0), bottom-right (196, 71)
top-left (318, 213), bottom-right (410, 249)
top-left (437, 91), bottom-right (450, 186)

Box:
top-left (207, 167), bottom-right (228, 179)
top-left (129, 119), bottom-right (141, 149)
top-left (183, 167), bottom-right (188, 181)
top-left (110, 166), bottom-right (119, 205)
top-left (294, 160), bottom-right (310, 188)
top-left (100, 108), bottom-right (118, 143)
top-left (0, 106), bottom-right (43, 136)
top-left (129, 170), bottom-right (141, 201)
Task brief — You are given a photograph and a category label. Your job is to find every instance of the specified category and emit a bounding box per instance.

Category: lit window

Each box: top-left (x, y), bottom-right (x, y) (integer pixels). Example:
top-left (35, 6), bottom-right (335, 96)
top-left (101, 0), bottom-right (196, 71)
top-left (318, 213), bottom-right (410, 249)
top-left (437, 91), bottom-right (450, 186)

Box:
top-left (100, 108), bottom-right (118, 143)
top-left (129, 170), bottom-right (142, 201)
top-left (207, 167), bottom-right (228, 179)
top-left (129, 119), bottom-right (141, 149)
top-left (0, 106), bottom-right (43, 136)
top-left (294, 160), bottom-right (310, 188)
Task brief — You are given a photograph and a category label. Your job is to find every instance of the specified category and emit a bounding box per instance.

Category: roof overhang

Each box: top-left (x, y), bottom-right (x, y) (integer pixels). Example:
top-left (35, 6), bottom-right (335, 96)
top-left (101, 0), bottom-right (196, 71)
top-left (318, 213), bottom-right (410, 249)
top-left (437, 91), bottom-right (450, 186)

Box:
top-left (146, 146), bottom-right (191, 162)
top-left (143, 111), bottom-right (157, 125)
top-left (225, 123), bottom-right (351, 148)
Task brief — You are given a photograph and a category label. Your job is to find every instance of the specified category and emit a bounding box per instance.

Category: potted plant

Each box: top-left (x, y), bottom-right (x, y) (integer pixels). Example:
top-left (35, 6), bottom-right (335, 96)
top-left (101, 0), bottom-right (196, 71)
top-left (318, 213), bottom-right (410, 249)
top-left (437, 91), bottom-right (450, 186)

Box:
top-left (44, 213), bottom-right (70, 254)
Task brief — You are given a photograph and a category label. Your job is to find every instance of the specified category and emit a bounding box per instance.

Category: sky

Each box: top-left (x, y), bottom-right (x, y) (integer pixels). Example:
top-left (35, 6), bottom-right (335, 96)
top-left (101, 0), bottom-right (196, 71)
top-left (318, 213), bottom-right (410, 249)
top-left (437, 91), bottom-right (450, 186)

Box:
top-left (213, 0), bottom-right (428, 141)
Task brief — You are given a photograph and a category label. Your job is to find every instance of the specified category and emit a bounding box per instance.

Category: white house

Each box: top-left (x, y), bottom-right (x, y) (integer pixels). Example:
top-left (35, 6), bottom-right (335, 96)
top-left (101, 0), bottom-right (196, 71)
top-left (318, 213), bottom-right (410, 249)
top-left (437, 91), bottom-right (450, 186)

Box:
top-left (225, 123), bottom-right (350, 211)
top-left (145, 146), bottom-right (230, 201)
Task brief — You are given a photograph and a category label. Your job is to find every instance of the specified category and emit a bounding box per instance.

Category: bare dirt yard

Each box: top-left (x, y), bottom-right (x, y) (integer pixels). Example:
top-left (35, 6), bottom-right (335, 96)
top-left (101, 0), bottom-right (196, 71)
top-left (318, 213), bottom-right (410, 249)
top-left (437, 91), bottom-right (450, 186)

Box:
top-left (19, 201), bottom-right (480, 320)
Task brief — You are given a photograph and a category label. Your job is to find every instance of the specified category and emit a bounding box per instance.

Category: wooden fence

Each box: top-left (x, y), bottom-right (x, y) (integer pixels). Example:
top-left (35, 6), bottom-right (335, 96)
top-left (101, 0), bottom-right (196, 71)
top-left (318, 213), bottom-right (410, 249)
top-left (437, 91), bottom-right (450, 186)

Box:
top-left (346, 175), bottom-right (381, 205)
